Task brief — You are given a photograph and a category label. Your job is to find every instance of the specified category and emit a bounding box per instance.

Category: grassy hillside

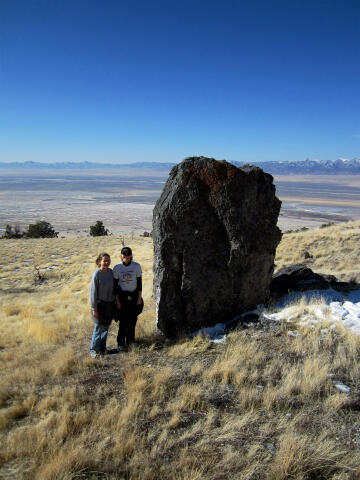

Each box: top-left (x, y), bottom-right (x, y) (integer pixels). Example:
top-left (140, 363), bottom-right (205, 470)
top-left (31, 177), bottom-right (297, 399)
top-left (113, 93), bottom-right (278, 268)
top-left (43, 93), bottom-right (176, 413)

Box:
top-left (276, 221), bottom-right (360, 282)
top-left (0, 223), bottom-right (360, 479)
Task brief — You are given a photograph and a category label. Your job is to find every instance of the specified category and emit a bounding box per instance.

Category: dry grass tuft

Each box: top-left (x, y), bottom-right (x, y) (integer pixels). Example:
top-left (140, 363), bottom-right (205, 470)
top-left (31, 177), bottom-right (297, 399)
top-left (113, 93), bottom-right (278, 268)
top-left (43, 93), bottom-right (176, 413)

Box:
top-left (167, 335), bottom-right (212, 358)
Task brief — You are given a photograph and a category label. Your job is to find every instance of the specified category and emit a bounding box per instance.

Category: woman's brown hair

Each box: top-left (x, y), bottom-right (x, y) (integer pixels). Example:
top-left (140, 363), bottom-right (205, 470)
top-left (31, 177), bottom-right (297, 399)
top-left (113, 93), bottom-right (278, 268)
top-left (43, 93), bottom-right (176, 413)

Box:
top-left (95, 252), bottom-right (110, 266)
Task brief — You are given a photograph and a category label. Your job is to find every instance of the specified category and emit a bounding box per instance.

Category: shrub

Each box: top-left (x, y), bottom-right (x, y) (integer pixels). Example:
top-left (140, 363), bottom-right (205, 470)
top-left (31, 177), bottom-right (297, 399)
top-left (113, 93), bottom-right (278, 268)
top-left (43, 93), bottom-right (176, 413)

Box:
top-left (284, 227), bottom-right (309, 234)
top-left (2, 224), bottom-right (23, 239)
top-left (89, 220), bottom-right (109, 237)
top-left (26, 221), bottom-right (58, 238)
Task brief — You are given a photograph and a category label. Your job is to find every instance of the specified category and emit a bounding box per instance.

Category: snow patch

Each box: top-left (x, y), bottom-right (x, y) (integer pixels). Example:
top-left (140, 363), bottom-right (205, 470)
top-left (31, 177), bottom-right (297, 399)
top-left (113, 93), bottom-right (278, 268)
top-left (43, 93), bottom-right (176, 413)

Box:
top-left (266, 289), bottom-right (360, 335)
top-left (190, 289), bottom-right (360, 342)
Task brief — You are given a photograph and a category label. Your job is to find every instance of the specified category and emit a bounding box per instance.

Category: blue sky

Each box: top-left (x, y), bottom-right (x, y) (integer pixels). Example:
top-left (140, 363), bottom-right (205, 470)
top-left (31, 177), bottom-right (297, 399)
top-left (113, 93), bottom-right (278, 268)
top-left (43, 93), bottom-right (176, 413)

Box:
top-left (0, 0), bottom-right (359, 164)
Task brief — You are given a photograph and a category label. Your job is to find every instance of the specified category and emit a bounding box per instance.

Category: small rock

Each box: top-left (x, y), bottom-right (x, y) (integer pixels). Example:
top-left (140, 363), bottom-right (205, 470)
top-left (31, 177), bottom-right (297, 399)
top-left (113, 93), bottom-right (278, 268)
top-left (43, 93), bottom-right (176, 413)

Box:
top-left (333, 381), bottom-right (351, 393)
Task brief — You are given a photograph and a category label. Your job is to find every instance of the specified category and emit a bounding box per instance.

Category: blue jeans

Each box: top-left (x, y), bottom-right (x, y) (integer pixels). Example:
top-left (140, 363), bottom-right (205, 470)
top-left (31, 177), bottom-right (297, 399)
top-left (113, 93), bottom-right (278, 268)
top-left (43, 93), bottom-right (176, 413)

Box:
top-left (90, 321), bottom-right (109, 354)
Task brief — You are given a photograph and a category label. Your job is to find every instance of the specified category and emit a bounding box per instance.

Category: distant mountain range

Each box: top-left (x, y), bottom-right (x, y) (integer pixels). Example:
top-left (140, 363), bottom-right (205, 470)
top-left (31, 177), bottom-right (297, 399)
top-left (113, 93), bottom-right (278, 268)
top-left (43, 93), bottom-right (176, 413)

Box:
top-left (0, 158), bottom-right (360, 175)
top-left (233, 158), bottom-right (360, 175)
top-left (0, 160), bottom-right (176, 171)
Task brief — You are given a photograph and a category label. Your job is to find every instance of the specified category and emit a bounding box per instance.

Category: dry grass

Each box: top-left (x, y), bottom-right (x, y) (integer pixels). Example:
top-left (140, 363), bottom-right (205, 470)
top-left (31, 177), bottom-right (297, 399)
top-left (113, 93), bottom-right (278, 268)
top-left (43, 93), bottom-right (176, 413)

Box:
top-left (276, 219), bottom-right (360, 282)
top-left (0, 224), bottom-right (360, 479)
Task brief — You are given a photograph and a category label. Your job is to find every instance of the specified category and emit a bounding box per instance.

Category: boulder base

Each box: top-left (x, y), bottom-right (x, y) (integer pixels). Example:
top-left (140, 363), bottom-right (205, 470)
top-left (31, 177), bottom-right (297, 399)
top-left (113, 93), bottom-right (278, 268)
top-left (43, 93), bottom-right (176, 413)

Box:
top-left (270, 264), bottom-right (350, 297)
top-left (153, 157), bottom-right (282, 337)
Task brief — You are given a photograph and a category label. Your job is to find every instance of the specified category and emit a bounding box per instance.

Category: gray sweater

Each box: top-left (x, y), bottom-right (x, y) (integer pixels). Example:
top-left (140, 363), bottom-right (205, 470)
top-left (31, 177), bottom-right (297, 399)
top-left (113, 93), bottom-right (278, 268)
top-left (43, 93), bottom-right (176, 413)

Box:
top-left (89, 268), bottom-right (115, 310)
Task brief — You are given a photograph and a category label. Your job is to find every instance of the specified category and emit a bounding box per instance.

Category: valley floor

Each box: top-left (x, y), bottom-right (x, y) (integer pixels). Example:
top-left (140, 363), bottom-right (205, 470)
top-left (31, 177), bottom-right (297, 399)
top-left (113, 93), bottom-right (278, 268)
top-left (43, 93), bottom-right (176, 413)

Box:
top-left (1, 171), bottom-right (360, 235)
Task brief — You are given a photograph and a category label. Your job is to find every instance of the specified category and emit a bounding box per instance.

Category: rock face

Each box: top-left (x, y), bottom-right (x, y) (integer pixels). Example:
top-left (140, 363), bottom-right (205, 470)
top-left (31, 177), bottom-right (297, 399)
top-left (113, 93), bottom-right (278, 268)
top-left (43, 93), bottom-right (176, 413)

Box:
top-left (270, 264), bottom-right (350, 297)
top-left (152, 157), bottom-right (282, 337)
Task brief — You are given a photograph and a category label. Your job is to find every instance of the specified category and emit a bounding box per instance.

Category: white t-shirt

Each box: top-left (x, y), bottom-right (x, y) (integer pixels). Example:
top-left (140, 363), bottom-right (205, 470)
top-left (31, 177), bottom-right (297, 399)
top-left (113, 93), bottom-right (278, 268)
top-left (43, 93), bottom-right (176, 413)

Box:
top-left (113, 261), bottom-right (142, 292)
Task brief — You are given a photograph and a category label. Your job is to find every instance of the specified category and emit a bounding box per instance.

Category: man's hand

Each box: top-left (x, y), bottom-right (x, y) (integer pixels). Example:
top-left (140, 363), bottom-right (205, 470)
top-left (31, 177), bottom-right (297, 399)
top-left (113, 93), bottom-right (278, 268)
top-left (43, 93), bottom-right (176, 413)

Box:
top-left (93, 310), bottom-right (99, 319)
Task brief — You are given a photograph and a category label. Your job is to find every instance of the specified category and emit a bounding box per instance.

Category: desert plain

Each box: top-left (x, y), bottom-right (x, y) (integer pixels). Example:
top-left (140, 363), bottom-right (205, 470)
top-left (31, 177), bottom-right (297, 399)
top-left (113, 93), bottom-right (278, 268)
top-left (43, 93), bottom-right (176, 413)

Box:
top-left (1, 167), bottom-right (360, 235)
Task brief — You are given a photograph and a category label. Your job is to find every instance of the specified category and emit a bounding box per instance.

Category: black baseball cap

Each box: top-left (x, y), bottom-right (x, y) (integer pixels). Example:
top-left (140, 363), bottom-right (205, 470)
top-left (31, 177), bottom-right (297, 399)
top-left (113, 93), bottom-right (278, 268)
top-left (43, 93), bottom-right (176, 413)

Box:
top-left (121, 247), bottom-right (132, 256)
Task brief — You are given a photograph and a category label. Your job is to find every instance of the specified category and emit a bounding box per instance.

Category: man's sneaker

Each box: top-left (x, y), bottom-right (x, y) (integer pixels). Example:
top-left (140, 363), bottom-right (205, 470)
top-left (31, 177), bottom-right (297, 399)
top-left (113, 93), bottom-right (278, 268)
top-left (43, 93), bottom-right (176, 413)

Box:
top-left (90, 351), bottom-right (100, 358)
top-left (116, 345), bottom-right (126, 352)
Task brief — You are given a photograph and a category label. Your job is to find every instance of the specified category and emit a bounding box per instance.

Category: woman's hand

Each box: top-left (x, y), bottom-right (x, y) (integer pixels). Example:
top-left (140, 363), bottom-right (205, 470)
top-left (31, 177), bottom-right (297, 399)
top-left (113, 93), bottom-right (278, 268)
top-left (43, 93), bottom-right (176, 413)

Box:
top-left (136, 297), bottom-right (142, 306)
top-left (116, 300), bottom-right (122, 310)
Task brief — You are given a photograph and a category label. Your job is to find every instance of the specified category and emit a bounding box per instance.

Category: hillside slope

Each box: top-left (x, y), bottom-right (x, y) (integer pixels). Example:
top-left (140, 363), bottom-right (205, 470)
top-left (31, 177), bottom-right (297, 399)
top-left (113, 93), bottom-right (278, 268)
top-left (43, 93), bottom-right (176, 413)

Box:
top-left (275, 220), bottom-right (360, 282)
top-left (0, 223), bottom-right (360, 479)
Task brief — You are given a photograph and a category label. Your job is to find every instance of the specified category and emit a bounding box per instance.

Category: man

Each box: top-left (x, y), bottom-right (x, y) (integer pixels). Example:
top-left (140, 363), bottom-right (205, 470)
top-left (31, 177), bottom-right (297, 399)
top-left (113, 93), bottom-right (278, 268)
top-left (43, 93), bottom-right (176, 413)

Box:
top-left (113, 247), bottom-right (143, 350)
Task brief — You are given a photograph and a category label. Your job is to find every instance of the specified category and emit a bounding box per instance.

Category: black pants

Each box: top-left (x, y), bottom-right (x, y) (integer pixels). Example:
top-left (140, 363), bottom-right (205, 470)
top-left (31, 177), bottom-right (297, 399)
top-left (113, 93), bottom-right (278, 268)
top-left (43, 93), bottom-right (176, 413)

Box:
top-left (97, 301), bottom-right (117, 328)
top-left (116, 291), bottom-right (143, 347)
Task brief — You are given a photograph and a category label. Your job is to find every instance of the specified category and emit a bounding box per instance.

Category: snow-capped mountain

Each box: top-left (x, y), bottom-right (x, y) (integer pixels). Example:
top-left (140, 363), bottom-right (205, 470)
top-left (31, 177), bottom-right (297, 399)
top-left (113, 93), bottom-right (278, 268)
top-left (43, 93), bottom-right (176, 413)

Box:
top-left (232, 158), bottom-right (360, 175)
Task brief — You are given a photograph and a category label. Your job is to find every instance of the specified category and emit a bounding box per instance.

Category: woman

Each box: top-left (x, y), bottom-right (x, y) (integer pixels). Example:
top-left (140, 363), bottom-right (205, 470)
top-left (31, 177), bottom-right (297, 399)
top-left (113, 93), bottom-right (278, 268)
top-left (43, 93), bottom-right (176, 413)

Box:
top-left (113, 247), bottom-right (143, 350)
top-left (89, 252), bottom-right (118, 357)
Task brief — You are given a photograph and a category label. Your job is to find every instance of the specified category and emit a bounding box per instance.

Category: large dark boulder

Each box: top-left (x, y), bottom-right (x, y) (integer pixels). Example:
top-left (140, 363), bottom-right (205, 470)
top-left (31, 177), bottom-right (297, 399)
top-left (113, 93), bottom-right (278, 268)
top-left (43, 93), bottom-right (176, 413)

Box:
top-left (270, 264), bottom-right (351, 297)
top-left (152, 157), bottom-right (282, 337)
